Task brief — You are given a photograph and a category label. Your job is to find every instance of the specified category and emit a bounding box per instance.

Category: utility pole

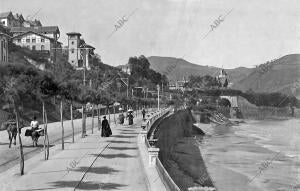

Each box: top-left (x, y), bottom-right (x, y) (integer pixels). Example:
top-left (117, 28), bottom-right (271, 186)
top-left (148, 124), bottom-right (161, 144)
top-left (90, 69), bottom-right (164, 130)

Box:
top-left (117, 77), bottom-right (129, 110)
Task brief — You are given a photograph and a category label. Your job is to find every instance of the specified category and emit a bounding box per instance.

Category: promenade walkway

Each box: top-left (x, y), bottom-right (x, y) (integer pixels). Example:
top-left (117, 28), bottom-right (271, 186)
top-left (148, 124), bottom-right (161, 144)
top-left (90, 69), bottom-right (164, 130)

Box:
top-left (0, 114), bottom-right (149, 191)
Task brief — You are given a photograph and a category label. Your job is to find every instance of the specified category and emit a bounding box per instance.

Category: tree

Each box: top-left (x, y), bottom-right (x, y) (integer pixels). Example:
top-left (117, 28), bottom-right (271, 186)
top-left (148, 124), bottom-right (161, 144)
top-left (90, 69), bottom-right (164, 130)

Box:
top-left (76, 86), bottom-right (96, 137)
top-left (39, 73), bottom-right (59, 159)
top-left (58, 80), bottom-right (80, 143)
top-left (0, 63), bottom-right (43, 175)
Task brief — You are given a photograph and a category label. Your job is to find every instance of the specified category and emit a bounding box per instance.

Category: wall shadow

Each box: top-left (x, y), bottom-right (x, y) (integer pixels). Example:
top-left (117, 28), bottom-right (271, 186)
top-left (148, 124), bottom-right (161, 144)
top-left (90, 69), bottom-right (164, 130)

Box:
top-left (111, 135), bottom-right (136, 138)
top-left (109, 146), bottom-right (138, 151)
top-left (73, 166), bottom-right (119, 174)
top-left (90, 153), bottom-right (136, 159)
top-left (49, 180), bottom-right (127, 190)
top-left (23, 144), bottom-right (54, 148)
top-left (98, 182), bottom-right (126, 190)
top-left (107, 140), bottom-right (132, 144)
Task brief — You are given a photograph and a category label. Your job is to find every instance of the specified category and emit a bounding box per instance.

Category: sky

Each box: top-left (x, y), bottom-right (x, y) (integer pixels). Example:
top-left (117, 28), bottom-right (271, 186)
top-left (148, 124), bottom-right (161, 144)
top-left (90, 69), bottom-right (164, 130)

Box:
top-left (1, 0), bottom-right (300, 69)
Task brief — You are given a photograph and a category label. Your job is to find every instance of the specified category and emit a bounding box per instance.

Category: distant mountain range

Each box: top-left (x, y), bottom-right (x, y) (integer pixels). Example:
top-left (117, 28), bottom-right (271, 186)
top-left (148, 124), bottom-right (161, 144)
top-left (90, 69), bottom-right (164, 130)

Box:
top-left (148, 55), bottom-right (300, 98)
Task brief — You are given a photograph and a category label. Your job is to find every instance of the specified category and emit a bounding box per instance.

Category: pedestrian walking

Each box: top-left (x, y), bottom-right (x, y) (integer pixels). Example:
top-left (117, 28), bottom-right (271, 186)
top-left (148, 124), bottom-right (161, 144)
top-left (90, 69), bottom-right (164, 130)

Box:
top-left (142, 109), bottom-right (146, 120)
top-left (101, 116), bottom-right (112, 137)
top-left (127, 109), bottom-right (134, 125)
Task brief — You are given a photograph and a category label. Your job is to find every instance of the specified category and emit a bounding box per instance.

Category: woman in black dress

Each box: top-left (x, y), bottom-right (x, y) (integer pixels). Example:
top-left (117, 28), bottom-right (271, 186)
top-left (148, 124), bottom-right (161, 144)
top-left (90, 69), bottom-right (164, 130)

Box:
top-left (101, 116), bottom-right (112, 137)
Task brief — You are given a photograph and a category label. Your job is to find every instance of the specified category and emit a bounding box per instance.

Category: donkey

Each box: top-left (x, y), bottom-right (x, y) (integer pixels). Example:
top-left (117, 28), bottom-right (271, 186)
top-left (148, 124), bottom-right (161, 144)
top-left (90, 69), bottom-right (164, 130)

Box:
top-left (1, 120), bottom-right (19, 148)
top-left (31, 130), bottom-right (40, 147)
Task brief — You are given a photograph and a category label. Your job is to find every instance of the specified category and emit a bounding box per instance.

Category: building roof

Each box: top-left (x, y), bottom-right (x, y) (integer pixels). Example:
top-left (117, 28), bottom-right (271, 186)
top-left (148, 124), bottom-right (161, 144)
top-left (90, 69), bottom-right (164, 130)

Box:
top-left (12, 31), bottom-right (56, 41)
top-left (14, 13), bottom-right (24, 21)
top-left (11, 26), bottom-right (60, 34)
top-left (80, 43), bottom-right (95, 50)
top-left (23, 19), bottom-right (42, 27)
top-left (0, 12), bottom-right (12, 18)
top-left (66, 32), bottom-right (81, 36)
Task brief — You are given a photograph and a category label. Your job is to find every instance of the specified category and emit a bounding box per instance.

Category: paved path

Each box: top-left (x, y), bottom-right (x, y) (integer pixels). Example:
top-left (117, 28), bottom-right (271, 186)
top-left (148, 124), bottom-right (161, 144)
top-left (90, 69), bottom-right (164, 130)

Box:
top-left (0, 116), bottom-right (96, 173)
top-left (0, 112), bottom-right (149, 191)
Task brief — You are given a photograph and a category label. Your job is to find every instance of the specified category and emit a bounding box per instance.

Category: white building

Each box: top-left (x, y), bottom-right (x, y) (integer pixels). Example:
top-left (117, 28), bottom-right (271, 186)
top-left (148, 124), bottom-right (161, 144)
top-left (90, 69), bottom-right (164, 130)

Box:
top-left (117, 64), bottom-right (131, 75)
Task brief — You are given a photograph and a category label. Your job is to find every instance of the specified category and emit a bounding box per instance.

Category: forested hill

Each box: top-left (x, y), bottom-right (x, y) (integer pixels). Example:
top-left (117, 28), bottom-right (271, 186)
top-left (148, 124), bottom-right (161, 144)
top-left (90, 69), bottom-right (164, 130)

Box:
top-left (148, 55), bottom-right (300, 98)
top-left (147, 56), bottom-right (252, 84)
top-left (233, 54), bottom-right (300, 98)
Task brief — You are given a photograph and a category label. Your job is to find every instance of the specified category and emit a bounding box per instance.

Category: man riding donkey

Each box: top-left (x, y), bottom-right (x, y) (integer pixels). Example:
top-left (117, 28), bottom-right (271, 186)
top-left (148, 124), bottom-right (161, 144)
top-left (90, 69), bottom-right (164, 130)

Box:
top-left (24, 116), bottom-right (43, 147)
top-left (30, 116), bottom-right (41, 146)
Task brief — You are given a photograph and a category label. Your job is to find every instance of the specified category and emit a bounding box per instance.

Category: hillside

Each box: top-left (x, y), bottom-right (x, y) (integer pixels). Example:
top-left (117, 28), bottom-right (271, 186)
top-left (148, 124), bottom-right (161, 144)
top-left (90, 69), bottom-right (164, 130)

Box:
top-left (233, 54), bottom-right (300, 98)
top-left (147, 56), bottom-right (252, 84)
top-left (148, 55), bottom-right (300, 98)
top-left (1, 44), bottom-right (122, 124)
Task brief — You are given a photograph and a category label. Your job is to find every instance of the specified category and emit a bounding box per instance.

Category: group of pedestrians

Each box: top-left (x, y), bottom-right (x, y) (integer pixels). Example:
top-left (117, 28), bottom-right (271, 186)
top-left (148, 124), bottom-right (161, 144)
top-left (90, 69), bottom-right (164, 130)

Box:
top-left (101, 107), bottom-right (147, 137)
top-left (4, 107), bottom-right (148, 144)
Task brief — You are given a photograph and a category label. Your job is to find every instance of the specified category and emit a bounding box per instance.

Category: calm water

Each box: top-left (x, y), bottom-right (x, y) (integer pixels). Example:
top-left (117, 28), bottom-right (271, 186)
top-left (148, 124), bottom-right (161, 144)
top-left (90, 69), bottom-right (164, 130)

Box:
top-left (195, 118), bottom-right (300, 191)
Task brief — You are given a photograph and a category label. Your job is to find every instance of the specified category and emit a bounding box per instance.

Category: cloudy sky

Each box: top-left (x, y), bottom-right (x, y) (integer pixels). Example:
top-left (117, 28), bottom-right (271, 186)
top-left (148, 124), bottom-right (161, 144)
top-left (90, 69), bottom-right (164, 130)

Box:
top-left (2, 0), bottom-right (300, 68)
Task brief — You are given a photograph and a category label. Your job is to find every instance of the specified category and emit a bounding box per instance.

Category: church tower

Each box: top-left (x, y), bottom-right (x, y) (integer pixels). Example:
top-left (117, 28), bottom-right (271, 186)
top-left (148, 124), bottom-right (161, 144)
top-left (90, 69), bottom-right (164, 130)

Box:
top-left (218, 69), bottom-right (231, 88)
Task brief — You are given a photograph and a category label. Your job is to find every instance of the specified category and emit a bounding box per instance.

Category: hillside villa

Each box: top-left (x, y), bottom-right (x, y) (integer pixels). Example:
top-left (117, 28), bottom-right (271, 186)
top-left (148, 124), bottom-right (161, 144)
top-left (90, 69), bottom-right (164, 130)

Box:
top-left (0, 11), bottom-right (42, 28)
top-left (67, 32), bottom-right (95, 70)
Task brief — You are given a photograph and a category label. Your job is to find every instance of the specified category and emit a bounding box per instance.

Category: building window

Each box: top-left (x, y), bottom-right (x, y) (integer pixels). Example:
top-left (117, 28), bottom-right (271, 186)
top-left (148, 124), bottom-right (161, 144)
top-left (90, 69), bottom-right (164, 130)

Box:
top-left (71, 41), bottom-right (74, 45)
top-left (41, 45), bottom-right (44, 51)
top-left (32, 45), bottom-right (36, 50)
top-left (41, 38), bottom-right (45, 42)
top-left (17, 39), bottom-right (21, 43)
top-left (26, 38), bottom-right (30, 43)
top-left (71, 49), bottom-right (74, 53)
top-left (32, 38), bottom-right (36, 43)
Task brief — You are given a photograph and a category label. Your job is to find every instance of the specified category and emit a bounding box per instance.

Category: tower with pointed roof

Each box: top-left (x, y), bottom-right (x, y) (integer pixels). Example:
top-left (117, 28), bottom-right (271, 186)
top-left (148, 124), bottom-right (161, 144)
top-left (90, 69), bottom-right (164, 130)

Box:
top-left (67, 32), bottom-right (81, 68)
top-left (217, 69), bottom-right (231, 88)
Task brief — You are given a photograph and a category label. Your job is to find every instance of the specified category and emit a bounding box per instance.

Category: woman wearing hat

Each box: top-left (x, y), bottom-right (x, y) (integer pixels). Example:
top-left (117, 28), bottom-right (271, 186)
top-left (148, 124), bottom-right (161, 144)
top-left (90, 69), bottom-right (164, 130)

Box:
top-left (101, 116), bottom-right (112, 137)
top-left (127, 110), bottom-right (134, 125)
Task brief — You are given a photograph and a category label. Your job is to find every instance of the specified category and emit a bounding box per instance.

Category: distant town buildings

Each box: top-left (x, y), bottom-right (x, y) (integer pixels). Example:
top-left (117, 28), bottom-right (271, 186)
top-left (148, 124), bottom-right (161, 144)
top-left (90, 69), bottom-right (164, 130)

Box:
top-left (0, 25), bottom-right (10, 63)
top-left (169, 77), bottom-right (188, 91)
top-left (0, 11), bottom-right (42, 28)
top-left (0, 11), bottom-right (97, 68)
top-left (67, 32), bottom-right (95, 70)
top-left (0, 11), bottom-right (61, 62)
top-left (117, 64), bottom-right (131, 75)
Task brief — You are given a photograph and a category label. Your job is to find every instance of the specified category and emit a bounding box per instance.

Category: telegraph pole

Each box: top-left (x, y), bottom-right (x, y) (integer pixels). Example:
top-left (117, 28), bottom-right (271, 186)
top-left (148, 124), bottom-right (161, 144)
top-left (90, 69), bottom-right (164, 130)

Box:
top-left (117, 78), bottom-right (129, 110)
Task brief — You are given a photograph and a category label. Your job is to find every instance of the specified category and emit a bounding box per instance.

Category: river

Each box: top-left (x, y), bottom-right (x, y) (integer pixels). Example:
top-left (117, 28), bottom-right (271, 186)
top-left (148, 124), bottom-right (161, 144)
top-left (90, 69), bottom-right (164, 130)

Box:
top-left (195, 118), bottom-right (300, 191)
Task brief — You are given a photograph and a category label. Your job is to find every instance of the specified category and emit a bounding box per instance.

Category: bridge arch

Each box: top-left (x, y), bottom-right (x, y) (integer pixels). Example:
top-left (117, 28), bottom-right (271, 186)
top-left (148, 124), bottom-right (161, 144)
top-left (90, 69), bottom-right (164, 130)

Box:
top-left (219, 96), bottom-right (239, 108)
